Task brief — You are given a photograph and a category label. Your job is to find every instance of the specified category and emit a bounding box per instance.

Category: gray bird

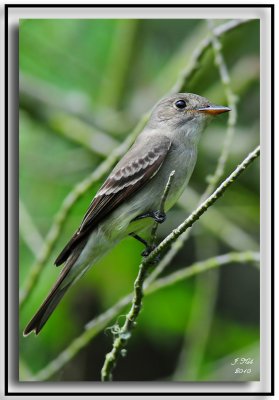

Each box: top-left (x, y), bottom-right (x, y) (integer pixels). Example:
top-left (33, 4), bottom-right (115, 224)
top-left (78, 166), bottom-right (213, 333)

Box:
top-left (23, 93), bottom-right (230, 336)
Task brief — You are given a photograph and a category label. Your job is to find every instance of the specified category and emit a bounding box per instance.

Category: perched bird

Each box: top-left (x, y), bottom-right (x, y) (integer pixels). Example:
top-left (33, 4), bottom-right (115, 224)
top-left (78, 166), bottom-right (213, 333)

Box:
top-left (23, 93), bottom-right (230, 336)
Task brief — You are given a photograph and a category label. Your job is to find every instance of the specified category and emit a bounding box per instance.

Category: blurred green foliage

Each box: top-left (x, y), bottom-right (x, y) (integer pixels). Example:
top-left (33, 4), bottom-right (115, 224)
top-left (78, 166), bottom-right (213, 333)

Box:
top-left (19, 18), bottom-right (260, 382)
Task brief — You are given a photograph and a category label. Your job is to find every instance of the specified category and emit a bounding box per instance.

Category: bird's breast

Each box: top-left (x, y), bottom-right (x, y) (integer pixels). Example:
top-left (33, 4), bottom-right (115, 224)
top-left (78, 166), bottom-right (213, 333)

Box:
top-left (157, 141), bottom-right (198, 211)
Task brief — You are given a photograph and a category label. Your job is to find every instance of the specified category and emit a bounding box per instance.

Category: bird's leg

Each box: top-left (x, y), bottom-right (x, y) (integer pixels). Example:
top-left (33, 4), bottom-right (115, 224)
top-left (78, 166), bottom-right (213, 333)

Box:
top-left (132, 210), bottom-right (166, 224)
top-left (129, 233), bottom-right (156, 257)
top-left (129, 232), bottom-right (148, 247)
top-left (131, 210), bottom-right (166, 258)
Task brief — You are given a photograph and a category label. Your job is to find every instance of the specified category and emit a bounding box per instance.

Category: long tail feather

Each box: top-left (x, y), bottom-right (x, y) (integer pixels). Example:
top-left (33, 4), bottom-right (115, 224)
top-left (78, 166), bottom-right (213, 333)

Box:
top-left (23, 281), bottom-right (71, 336)
top-left (23, 242), bottom-right (86, 336)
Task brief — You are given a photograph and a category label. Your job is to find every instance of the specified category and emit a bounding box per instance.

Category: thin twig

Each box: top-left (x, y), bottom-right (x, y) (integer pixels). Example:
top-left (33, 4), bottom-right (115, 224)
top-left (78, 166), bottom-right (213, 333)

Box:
top-left (31, 250), bottom-right (259, 381)
top-left (101, 171), bottom-right (175, 381)
top-left (150, 170), bottom-right (176, 248)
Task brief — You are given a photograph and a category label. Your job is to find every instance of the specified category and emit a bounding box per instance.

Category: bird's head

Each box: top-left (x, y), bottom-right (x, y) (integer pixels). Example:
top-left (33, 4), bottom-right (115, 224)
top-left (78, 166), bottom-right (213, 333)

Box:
top-left (148, 93), bottom-right (231, 142)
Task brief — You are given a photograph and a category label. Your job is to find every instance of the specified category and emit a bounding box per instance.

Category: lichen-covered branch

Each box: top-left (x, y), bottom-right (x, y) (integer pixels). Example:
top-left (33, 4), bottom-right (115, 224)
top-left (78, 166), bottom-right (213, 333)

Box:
top-left (100, 171), bottom-right (175, 381)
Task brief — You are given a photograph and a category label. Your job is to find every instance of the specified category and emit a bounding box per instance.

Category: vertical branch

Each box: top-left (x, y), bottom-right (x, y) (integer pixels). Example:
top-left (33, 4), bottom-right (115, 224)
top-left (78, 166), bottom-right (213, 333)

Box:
top-left (101, 171), bottom-right (175, 381)
top-left (149, 171), bottom-right (176, 248)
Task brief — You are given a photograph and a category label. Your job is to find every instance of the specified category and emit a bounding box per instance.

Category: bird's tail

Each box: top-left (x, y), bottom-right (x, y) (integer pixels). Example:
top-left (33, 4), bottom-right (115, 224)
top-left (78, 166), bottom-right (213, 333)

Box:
top-left (23, 245), bottom-right (84, 336)
top-left (23, 280), bottom-right (71, 336)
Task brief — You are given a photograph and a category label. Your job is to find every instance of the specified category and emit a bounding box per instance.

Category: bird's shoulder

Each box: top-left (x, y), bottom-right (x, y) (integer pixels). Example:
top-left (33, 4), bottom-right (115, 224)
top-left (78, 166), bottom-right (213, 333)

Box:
top-left (97, 133), bottom-right (172, 197)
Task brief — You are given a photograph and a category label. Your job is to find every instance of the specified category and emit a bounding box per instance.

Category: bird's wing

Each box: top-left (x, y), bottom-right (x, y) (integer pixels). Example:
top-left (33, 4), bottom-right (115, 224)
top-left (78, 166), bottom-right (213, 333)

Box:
top-left (55, 135), bottom-right (172, 266)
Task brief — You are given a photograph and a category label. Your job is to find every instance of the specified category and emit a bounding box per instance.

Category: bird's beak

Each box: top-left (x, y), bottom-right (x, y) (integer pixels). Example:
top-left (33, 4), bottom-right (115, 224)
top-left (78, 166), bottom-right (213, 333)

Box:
top-left (197, 105), bottom-right (231, 115)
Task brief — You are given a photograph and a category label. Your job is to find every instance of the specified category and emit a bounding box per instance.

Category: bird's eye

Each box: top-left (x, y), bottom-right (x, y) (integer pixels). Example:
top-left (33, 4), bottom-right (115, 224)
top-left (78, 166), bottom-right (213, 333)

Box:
top-left (175, 99), bottom-right (187, 109)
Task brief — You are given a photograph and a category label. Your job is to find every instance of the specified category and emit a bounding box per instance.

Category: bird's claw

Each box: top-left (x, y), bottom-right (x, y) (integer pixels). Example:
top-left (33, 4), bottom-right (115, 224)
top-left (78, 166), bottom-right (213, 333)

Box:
top-left (141, 244), bottom-right (161, 264)
top-left (133, 210), bottom-right (166, 224)
top-left (141, 244), bottom-right (156, 257)
top-left (152, 210), bottom-right (166, 224)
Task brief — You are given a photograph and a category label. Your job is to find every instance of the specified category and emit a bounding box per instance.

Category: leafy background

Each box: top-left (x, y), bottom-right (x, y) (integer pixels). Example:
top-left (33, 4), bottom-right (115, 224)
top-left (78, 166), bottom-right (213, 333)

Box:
top-left (19, 18), bottom-right (260, 381)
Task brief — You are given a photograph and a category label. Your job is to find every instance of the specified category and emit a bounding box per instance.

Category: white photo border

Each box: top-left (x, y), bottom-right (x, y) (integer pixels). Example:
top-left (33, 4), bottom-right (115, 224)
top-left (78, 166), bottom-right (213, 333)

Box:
top-left (4, 3), bottom-right (274, 397)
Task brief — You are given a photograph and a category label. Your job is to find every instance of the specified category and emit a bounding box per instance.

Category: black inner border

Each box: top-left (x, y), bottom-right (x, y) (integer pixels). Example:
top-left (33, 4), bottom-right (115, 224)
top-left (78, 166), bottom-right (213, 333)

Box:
top-left (5, 3), bottom-right (274, 397)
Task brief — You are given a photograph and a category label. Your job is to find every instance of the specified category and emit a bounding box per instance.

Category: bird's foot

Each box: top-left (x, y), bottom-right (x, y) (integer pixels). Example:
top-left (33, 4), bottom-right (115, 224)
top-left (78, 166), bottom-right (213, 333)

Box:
top-left (133, 210), bottom-right (166, 224)
top-left (129, 233), bottom-right (159, 262)
top-left (142, 244), bottom-right (161, 264)
top-left (141, 244), bottom-right (156, 257)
